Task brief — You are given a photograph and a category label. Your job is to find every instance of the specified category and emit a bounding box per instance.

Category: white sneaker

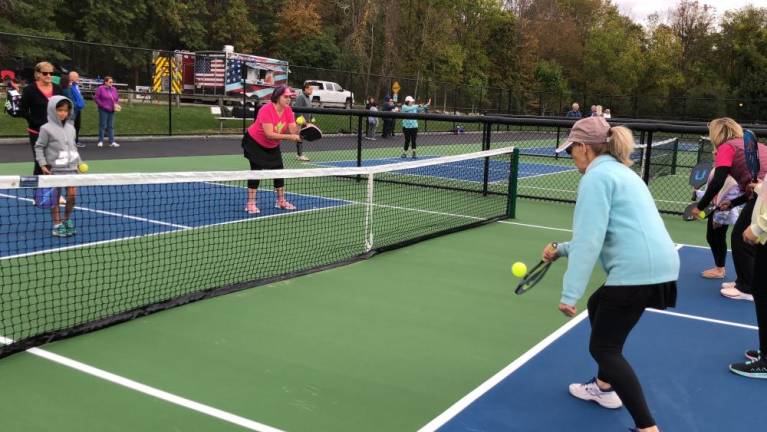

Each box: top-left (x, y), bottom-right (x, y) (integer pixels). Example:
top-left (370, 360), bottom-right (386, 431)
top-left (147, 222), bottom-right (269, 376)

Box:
top-left (568, 378), bottom-right (623, 409)
top-left (109, 142), bottom-right (120, 148)
top-left (97, 141), bottom-right (103, 147)
top-left (297, 155), bottom-right (310, 161)
top-left (722, 281), bottom-right (736, 289)
top-left (721, 286), bottom-right (754, 301)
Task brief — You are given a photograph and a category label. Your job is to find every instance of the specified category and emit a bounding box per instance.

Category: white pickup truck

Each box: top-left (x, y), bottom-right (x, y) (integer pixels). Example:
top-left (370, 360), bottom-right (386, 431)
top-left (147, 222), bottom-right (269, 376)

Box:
top-left (304, 80), bottom-right (354, 109)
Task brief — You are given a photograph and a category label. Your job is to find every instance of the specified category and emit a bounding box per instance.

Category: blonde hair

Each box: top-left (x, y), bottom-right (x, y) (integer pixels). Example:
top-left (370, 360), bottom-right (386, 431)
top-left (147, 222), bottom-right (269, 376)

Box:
top-left (708, 117), bottom-right (743, 147)
top-left (596, 105), bottom-right (603, 116)
top-left (34, 62), bottom-right (54, 81)
top-left (589, 126), bottom-right (635, 166)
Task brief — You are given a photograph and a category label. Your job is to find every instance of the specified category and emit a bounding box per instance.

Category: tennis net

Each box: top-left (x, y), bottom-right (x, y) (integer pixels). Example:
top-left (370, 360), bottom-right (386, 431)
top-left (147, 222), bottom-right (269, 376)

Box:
top-left (632, 137), bottom-right (679, 179)
top-left (0, 147), bottom-right (518, 358)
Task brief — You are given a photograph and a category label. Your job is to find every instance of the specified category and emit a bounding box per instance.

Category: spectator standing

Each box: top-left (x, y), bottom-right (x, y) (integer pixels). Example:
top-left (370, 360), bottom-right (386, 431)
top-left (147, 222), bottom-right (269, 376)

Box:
top-left (381, 96), bottom-right (395, 138)
top-left (94, 76), bottom-right (120, 148)
top-left (68, 71), bottom-right (86, 148)
top-left (365, 97), bottom-right (378, 140)
top-left (400, 95), bottom-right (430, 159)
top-left (566, 103), bottom-right (582, 118)
top-left (590, 105), bottom-right (597, 116)
top-left (291, 82), bottom-right (313, 161)
top-left (603, 108), bottom-right (612, 119)
top-left (19, 61), bottom-right (62, 175)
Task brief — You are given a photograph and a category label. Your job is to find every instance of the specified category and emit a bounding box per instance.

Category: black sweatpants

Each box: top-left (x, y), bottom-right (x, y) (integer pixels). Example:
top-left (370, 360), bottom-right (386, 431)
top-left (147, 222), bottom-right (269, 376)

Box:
top-left (707, 216), bottom-right (730, 268)
top-left (73, 109), bottom-right (82, 144)
top-left (403, 127), bottom-right (418, 151)
top-left (731, 198), bottom-right (757, 294)
top-left (588, 285), bottom-right (667, 429)
top-left (752, 243), bottom-right (767, 353)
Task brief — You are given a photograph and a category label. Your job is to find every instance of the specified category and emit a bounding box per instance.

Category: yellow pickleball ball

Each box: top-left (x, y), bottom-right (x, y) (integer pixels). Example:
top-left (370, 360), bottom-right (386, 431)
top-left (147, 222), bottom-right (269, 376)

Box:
top-left (511, 262), bottom-right (527, 278)
top-left (296, 115), bottom-right (306, 126)
top-left (698, 210), bottom-right (706, 219)
top-left (79, 163), bottom-right (89, 173)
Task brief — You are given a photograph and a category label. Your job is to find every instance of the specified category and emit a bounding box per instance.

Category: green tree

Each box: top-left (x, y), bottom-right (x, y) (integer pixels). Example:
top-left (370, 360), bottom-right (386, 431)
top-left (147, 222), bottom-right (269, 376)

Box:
top-left (0, 0), bottom-right (69, 67)
top-left (208, 0), bottom-right (262, 53)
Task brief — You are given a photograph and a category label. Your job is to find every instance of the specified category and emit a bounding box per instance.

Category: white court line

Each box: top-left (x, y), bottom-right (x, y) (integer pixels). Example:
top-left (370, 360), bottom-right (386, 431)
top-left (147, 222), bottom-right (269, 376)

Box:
top-left (0, 193), bottom-right (190, 229)
top-left (647, 309), bottom-right (758, 331)
top-left (0, 336), bottom-right (284, 432)
top-left (417, 311), bottom-right (590, 432)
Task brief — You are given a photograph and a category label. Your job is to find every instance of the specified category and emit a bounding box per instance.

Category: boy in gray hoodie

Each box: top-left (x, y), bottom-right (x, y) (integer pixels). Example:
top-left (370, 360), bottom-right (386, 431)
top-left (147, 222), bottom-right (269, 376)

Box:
top-left (34, 95), bottom-right (81, 237)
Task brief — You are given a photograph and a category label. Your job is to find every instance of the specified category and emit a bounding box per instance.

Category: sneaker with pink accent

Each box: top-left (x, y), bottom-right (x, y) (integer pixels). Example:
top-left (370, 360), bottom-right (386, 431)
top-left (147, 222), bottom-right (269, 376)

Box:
top-left (720, 286), bottom-right (754, 301)
top-left (568, 378), bottom-right (623, 409)
top-left (721, 281), bottom-right (736, 289)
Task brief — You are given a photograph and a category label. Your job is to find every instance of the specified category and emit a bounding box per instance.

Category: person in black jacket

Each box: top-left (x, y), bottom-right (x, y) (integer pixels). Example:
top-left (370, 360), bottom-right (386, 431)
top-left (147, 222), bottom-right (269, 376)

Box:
top-left (19, 62), bottom-right (62, 175)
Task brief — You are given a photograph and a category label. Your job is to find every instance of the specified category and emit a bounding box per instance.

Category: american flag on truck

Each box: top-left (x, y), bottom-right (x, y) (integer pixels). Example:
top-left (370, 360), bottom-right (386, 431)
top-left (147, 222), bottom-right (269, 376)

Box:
top-left (194, 56), bottom-right (225, 87)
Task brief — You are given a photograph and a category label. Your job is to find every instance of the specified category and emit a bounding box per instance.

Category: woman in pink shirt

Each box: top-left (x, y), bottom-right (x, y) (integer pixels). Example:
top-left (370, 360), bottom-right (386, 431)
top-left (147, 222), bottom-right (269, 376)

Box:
top-left (242, 85), bottom-right (302, 214)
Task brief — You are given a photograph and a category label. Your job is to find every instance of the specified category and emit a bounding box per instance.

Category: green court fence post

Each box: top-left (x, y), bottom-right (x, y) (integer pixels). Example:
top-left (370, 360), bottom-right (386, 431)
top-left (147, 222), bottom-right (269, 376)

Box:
top-left (507, 147), bottom-right (520, 219)
top-left (483, 122), bottom-right (491, 196)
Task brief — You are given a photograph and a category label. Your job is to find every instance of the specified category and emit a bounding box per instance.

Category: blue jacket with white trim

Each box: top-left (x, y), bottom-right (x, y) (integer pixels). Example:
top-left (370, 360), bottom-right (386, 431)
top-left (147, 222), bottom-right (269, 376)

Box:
top-left (556, 155), bottom-right (679, 306)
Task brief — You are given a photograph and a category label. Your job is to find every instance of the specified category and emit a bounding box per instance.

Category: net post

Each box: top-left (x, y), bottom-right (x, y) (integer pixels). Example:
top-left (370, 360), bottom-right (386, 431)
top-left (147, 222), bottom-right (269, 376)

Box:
top-left (364, 173), bottom-right (375, 252)
top-left (642, 131), bottom-right (654, 184)
top-left (507, 147), bottom-right (519, 219)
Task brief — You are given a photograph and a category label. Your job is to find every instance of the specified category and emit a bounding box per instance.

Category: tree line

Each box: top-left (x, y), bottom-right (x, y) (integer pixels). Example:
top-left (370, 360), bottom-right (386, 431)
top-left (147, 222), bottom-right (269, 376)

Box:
top-left (1, 0), bottom-right (766, 119)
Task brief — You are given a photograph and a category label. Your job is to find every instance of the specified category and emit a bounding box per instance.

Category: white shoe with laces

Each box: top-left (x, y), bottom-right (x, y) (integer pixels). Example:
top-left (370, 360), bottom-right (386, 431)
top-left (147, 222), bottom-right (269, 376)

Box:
top-left (721, 281), bottom-right (736, 289)
top-left (568, 378), bottom-right (623, 409)
top-left (97, 141), bottom-right (103, 147)
top-left (109, 142), bottom-right (120, 148)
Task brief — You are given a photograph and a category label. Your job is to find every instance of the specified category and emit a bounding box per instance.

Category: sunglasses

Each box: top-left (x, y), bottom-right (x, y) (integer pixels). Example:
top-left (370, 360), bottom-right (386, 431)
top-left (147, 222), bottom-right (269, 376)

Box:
top-left (39, 71), bottom-right (53, 76)
top-left (565, 143), bottom-right (582, 155)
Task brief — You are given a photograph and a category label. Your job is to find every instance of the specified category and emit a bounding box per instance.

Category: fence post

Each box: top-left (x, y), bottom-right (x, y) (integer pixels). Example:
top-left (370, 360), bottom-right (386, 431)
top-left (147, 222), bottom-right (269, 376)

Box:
top-left (167, 51), bottom-right (172, 136)
top-left (483, 122), bottom-right (490, 197)
top-left (642, 131), bottom-right (654, 185)
top-left (507, 148), bottom-right (519, 219)
top-left (357, 114), bottom-right (363, 168)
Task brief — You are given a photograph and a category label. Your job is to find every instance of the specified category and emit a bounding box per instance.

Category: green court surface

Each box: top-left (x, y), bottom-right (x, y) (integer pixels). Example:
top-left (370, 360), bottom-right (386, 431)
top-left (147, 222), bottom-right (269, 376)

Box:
top-left (0, 153), bottom-right (707, 431)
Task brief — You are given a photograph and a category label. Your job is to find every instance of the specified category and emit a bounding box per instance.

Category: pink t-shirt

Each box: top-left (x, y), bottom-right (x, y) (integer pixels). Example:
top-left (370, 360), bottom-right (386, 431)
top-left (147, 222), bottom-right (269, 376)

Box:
top-left (247, 103), bottom-right (295, 149)
top-left (714, 143), bottom-right (736, 168)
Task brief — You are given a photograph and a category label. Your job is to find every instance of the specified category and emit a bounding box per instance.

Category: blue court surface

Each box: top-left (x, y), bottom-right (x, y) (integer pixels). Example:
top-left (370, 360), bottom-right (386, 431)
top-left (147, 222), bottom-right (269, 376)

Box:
top-left (316, 157), bottom-right (575, 182)
top-left (0, 183), bottom-right (351, 259)
top-left (429, 246), bottom-right (765, 432)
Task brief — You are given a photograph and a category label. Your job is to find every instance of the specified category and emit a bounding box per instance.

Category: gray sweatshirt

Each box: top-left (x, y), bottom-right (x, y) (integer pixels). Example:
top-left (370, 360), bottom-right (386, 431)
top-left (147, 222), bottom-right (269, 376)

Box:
top-left (34, 96), bottom-right (80, 173)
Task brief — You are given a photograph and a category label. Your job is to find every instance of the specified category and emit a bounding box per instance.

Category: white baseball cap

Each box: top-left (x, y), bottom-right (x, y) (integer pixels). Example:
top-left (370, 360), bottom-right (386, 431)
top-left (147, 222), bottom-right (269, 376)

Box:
top-left (405, 96), bottom-right (414, 103)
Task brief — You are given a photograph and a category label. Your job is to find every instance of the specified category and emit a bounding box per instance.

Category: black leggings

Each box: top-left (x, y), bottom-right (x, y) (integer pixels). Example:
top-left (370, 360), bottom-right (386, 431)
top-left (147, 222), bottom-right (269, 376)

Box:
top-left (588, 286), bottom-right (657, 429)
top-left (731, 198), bottom-right (757, 294)
top-left (706, 216), bottom-right (730, 268)
top-left (248, 159), bottom-right (284, 190)
top-left (403, 127), bottom-right (418, 151)
top-left (752, 244), bottom-right (767, 353)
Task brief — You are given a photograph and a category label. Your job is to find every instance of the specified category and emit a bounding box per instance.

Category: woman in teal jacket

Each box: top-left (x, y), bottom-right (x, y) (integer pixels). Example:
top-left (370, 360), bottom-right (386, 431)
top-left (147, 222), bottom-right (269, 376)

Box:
top-left (400, 96), bottom-right (430, 158)
top-left (542, 117), bottom-right (679, 432)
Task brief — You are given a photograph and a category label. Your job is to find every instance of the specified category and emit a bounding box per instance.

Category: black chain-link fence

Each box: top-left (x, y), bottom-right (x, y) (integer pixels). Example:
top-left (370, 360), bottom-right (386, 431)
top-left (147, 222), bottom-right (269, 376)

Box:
top-left (285, 108), bottom-right (767, 216)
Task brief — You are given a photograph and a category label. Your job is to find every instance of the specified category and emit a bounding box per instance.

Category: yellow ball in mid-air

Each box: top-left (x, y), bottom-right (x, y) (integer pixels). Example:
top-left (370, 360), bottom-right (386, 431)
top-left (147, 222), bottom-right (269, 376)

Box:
top-left (78, 162), bottom-right (89, 173)
top-left (511, 262), bottom-right (528, 278)
top-left (295, 115), bottom-right (306, 126)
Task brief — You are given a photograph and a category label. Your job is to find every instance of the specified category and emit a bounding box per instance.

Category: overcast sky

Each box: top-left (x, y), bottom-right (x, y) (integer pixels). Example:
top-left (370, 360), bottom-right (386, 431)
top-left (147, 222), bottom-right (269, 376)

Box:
top-left (614, 0), bottom-right (767, 23)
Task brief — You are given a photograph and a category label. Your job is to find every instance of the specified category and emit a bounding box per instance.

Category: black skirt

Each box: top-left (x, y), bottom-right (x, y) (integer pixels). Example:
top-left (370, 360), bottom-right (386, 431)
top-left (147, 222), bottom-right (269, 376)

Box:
top-left (600, 281), bottom-right (678, 310)
top-left (242, 133), bottom-right (284, 170)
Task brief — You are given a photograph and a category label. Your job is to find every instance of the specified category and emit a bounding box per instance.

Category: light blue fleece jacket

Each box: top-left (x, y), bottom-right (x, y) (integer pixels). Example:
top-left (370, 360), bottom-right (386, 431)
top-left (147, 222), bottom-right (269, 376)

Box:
top-left (556, 155), bottom-right (679, 306)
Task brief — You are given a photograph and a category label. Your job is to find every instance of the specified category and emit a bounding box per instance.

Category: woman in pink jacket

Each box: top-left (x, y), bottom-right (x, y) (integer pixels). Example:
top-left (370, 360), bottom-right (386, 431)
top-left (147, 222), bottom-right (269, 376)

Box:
top-left (94, 76), bottom-right (120, 148)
